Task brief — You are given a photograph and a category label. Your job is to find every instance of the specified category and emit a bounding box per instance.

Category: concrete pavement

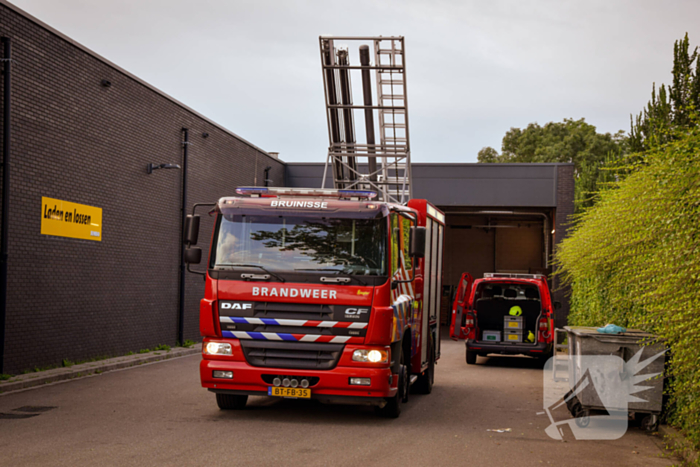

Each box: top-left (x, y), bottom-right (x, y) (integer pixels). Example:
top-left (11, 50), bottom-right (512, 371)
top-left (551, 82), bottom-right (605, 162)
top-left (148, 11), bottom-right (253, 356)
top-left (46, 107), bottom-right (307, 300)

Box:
top-left (0, 336), bottom-right (676, 466)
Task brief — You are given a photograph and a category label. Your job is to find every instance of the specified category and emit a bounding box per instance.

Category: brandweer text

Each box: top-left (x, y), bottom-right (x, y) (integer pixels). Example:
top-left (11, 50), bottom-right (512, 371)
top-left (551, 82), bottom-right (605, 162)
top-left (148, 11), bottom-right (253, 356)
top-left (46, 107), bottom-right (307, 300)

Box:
top-left (252, 287), bottom-right (337, 299)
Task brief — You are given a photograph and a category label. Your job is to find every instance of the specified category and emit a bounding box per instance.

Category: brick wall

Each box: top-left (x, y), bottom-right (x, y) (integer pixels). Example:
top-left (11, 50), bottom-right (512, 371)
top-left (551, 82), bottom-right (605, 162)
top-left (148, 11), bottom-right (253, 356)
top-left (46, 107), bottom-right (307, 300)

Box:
top-left (552, 164), bottom-right (575, 328)
top-left (0, 3), bottom-right (284, 373)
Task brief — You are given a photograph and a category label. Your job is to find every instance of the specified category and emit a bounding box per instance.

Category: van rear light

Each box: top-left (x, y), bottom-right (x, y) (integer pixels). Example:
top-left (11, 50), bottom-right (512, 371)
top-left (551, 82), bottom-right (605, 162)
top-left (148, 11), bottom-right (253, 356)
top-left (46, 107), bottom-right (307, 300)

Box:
top-left (464, 314), bottom-right (475, 327)
top-left (539, 318), bottom-right (549, 331)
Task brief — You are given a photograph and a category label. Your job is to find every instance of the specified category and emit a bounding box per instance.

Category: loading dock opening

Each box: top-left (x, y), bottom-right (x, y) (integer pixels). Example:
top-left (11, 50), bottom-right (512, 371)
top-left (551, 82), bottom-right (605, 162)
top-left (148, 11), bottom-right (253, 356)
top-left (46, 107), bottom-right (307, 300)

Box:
top-left (440, 207), bottom-right (554, 325)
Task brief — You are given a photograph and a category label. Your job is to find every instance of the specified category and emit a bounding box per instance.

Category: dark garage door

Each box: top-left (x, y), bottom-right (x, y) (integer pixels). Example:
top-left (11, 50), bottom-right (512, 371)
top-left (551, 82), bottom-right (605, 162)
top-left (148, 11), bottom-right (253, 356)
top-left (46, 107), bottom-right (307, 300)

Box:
top-left (439, 209), bottom-right (553, 324)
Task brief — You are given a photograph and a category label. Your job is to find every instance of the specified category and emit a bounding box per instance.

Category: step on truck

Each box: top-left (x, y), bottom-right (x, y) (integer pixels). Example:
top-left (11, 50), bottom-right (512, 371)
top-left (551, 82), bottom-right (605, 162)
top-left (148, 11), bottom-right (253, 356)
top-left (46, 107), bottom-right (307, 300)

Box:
top-left (184, 187), bottom-right (445, 417)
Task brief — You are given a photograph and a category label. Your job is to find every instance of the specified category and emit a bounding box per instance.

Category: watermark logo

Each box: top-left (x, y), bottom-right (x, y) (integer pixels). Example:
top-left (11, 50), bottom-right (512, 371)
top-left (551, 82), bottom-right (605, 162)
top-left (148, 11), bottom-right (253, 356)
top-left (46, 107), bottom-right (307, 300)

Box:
top-left (541, 348), bottom-right (665, 440)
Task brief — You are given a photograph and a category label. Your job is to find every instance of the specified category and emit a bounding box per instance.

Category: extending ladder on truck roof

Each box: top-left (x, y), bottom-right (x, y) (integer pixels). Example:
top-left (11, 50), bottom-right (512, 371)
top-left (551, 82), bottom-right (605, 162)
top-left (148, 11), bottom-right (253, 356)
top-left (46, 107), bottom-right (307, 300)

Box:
top-left (319, 36), bottom-right (412, 204)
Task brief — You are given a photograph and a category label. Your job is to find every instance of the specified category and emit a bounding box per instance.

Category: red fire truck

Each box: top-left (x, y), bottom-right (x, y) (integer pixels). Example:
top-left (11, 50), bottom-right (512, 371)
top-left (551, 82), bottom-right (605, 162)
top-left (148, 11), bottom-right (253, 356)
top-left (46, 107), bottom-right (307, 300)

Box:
top-left (184, 186), bottom-right (445, 417)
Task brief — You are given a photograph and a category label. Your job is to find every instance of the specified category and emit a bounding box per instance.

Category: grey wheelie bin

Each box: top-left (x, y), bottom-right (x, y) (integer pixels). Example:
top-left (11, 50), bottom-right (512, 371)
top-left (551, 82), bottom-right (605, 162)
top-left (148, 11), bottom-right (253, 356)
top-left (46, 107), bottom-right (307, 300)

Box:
top-left (563, 326), bottom-right (666, 431)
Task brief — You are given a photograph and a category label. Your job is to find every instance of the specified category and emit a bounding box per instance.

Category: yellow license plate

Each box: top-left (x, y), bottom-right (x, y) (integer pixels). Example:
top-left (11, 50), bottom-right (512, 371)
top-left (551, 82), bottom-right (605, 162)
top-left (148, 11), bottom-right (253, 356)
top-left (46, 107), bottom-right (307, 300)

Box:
top-left (507, 334), bottom-right (520, 340)
top-left (267, 387), bottom-right (311, 399)
top-left (508, 322), bottom-right (520, 328)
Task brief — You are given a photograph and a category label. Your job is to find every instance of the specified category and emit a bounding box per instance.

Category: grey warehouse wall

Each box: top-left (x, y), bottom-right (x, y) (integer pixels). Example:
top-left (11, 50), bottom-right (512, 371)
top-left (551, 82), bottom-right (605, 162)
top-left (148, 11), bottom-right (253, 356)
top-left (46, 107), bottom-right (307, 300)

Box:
top-left (286, 162), bottom-right (569, 208)
top-left (0, 2), bottom-right (284, 373)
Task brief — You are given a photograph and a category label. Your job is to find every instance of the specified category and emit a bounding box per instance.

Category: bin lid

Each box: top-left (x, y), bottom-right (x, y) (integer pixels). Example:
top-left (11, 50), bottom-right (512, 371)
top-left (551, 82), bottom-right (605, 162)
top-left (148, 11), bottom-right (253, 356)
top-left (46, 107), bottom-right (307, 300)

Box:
top-left (564, 326), bottom-right (657, 340)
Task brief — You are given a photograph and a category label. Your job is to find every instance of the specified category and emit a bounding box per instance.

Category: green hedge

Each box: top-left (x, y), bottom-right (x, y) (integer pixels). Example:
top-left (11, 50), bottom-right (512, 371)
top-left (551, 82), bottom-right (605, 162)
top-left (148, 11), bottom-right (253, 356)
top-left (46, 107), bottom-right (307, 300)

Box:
top-left (555, 125), bottom-right (700, 448)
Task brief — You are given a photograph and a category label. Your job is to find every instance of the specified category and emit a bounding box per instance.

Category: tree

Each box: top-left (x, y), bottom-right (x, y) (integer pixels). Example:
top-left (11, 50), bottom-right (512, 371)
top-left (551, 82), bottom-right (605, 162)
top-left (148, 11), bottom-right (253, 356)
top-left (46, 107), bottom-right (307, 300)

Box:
top-left (478, 119), bottom-right (622, 173)
top-left (629, 33), bottom-right (700, 152)
top-left (478, 118), bottom-right (625, 211)
top-left (476, 146), bottom-right (500, 163)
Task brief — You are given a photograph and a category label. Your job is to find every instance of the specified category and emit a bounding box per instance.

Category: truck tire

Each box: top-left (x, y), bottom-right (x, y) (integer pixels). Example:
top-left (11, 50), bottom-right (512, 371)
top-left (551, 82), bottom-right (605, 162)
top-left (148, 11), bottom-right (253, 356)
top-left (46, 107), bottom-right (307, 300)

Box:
top-left (216, 393), bottom-right (248, 410)
top-left (413, 342), bottom-right (434, 395)
top-left (466, 350), bottom-right (477, 365)
top-left (376, 348), bottom-right (408, 418)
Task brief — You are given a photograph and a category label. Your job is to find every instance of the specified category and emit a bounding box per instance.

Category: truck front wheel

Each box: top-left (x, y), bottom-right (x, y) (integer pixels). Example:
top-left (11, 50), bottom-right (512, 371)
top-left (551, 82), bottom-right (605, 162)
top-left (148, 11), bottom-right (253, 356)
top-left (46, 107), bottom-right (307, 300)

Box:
top-left (216, 393), bottom-right (248, 410)
top-left (376, 348), bottom-right (408, 418)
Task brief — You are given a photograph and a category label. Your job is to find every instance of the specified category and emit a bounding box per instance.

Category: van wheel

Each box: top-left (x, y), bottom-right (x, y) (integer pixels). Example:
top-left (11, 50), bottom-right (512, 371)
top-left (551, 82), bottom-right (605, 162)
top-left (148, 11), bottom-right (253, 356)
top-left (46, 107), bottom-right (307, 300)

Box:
top-left (466, 350), bottom-right (477, 365)
top-left (216, 393), bottom-right (248, 410)
top-left (538, 346), bottom-right (554, 367)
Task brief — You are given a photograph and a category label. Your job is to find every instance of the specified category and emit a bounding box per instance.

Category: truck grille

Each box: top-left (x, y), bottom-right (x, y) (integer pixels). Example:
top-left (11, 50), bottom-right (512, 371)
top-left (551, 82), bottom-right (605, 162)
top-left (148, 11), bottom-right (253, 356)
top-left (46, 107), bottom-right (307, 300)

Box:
top-left (235, 302), bottom-right (335, 320)
top-left (240, 340), bottom-right (343, 370)
top-left (219, 300), bottom-right (369, 338)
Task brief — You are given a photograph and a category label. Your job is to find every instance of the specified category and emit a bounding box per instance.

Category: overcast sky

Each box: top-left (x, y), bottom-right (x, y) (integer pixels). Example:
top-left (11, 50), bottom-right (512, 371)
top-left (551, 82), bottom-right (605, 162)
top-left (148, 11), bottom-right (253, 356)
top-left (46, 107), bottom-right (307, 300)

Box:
top-left (10, 0), bottom-right (700, 163)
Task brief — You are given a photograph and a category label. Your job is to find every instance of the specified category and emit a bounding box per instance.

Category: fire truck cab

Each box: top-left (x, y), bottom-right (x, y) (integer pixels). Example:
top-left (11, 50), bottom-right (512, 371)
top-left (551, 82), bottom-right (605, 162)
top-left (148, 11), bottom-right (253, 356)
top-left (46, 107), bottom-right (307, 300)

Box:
top-left (185, 187), bottom-right (445, 418)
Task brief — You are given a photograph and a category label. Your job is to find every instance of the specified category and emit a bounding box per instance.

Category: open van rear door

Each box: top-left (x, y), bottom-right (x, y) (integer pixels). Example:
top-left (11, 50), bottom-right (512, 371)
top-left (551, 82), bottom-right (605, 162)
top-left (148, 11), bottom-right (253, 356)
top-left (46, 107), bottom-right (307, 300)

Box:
top-left (450, 272), bottom-right (473, 340)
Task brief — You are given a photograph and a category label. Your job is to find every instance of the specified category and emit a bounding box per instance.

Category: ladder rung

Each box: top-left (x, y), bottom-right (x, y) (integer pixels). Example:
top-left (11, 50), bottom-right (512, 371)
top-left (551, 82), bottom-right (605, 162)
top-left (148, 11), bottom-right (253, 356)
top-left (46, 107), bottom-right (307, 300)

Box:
top-left (329, 152), bottom-right (409, 157)
top-left (365, 181), bottom-right (409, 186)
top-left (377, 49), bottom-right (403, 54)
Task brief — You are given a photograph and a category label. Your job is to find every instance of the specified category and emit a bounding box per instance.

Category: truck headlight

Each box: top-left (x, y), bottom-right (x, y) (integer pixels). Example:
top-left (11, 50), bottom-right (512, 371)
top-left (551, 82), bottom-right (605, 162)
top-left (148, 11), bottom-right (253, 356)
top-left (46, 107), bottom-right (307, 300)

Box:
top-left (204, 342), bottom-right (232, 355)
top-left (352, 349), bottom-right (388, 363)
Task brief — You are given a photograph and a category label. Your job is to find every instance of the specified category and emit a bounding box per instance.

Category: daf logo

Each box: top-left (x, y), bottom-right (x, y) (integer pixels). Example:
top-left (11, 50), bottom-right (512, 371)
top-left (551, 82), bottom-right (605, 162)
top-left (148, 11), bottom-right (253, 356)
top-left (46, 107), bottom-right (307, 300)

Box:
top-left (221, 302), bottom-right (253, 310)
top-left (345, 308), bottom-right (369, 319)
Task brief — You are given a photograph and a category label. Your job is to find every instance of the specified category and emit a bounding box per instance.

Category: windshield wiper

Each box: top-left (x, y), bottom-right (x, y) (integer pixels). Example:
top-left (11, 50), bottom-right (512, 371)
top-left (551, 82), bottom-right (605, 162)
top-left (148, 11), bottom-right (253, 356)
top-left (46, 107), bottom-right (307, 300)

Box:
top-left (294, 268), bottom-right (343, 272)
top-left (223, 264), bottom-right (285, 283)
top-left (296, 268), bottom-right (367, 285)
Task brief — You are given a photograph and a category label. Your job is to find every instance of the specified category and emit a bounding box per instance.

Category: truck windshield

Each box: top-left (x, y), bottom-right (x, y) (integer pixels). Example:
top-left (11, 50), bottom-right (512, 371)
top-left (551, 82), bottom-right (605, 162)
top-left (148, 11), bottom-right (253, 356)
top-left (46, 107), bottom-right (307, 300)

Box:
top-left (214, 215), bottom-right (387, 276)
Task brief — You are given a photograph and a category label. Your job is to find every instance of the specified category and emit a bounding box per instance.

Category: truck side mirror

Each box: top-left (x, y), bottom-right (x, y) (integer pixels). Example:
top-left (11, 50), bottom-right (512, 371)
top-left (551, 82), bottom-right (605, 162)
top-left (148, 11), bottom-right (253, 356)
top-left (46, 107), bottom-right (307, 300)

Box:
top-left (553, 301), bottom-right (562, 310)
top-left (184, 247), bottom-right (202, 264)
top-left (184, 215), bottom-right (200, 245)
top-left (409, 226), bottom-right (426, 258)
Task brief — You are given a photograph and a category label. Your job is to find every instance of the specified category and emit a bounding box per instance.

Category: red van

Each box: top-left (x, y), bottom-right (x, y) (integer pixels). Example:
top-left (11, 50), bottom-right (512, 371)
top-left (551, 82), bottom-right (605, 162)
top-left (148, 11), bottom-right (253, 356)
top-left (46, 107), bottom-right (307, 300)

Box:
top-left (450, 273), bottom-right (556, 364)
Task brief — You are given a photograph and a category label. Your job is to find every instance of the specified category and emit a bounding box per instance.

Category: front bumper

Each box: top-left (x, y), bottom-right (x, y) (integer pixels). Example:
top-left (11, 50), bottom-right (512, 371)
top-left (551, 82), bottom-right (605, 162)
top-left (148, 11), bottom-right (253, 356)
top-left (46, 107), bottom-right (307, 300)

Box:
top-left (467, 340), bottom-right (552, 356)
top-left (201, 359), bottom-right (397, 404)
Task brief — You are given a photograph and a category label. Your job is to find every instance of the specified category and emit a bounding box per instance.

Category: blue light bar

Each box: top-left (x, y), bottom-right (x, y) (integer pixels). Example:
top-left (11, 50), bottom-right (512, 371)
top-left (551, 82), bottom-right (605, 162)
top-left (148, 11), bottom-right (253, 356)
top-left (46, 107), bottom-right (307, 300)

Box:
top-left (234, 187), bottom-right (377, 200)
top-left (338, 190), bottom-right (377, 200)
top-left (235, 187), bottom-right (269, 196)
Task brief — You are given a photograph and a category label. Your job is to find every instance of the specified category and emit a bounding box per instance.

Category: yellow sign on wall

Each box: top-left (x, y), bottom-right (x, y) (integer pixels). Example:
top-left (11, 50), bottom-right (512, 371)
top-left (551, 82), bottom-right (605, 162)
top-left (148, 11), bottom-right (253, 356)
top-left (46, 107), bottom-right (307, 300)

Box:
top-left (41, 197), bottom-right (102, 241)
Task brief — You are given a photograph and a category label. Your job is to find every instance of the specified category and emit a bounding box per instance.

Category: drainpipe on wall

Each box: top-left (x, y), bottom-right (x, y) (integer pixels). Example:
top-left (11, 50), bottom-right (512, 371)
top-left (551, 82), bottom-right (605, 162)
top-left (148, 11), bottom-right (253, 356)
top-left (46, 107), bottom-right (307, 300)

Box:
top-left (178, 128), bottom-right (189, 346)
top-left (264, 166), bottom-right (272, 187)
top-left (0, 37), bottom-right (11, 374)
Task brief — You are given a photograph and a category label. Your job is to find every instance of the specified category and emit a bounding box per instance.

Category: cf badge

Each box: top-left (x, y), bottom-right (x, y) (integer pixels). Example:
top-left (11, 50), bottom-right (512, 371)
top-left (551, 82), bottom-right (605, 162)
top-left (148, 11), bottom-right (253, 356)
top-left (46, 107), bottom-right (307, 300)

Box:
top-left (344, 308), bottom-right (369, 319)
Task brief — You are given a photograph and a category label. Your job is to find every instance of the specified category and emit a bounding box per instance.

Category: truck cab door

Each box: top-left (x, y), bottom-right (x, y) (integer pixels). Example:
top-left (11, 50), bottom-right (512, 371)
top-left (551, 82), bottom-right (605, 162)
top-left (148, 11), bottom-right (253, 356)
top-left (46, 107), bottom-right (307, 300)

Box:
top-left (449, 272), bottom-right (473, 340)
